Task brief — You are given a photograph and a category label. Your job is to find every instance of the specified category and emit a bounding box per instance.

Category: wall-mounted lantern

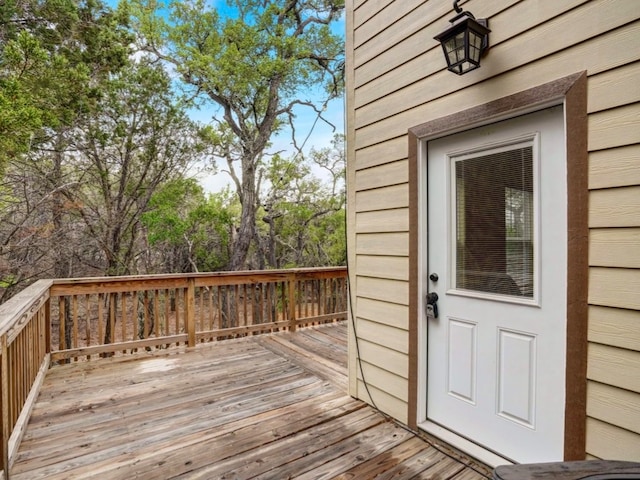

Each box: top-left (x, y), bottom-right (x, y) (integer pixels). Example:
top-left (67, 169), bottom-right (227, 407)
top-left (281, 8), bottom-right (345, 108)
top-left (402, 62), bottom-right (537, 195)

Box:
top-left (434, 0), bottom-right (491, 75)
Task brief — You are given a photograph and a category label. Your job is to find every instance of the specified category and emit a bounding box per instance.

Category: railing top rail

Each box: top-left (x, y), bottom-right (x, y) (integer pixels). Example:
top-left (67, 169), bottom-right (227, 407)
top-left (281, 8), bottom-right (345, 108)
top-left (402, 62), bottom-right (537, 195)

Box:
top-left (0, 279), bottom-right (53, 338)
top-left (49, 266), bottom-right (347, 295)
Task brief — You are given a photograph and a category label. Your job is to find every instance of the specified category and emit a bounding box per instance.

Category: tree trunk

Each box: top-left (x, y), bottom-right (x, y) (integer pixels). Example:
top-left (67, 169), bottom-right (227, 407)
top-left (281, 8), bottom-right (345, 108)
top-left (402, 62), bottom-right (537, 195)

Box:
top-left (228, 155), bottom-right (258, 271)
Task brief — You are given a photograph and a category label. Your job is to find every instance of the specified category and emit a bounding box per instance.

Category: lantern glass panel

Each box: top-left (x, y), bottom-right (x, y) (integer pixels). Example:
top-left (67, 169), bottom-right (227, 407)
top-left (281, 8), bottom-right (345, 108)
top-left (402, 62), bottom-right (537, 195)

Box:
top-left (469, 30), bottom-right (483, 63)
top-left (444, 32), bottom-right (466, 65)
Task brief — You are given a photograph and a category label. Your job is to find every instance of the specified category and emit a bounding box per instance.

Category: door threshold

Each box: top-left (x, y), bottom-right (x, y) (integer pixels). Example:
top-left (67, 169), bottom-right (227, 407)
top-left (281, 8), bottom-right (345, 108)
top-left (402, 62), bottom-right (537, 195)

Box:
top-left (419, 420), bottom-right (514, 469)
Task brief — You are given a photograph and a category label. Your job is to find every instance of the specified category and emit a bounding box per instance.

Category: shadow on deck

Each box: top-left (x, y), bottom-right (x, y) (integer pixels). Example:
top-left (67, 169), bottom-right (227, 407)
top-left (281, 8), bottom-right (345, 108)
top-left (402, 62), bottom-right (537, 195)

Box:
top-left (11, 322), bottom-right (491, 479)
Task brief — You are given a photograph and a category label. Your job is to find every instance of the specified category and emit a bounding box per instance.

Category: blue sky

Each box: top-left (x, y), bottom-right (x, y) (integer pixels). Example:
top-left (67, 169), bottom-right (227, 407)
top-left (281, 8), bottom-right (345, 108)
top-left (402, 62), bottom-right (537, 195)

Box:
top-left (105, 0), bottom-right (345, 193)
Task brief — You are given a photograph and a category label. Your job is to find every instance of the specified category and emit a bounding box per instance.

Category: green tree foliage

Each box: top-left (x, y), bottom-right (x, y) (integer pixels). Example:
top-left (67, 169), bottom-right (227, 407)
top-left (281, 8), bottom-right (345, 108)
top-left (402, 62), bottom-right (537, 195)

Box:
top-left (0, 0), bottom-right (347, 305)
top-left (142, 179), bottom-right (236, 273)
top-left (0, 0), bottom-right (132, 174)
top-left (0, 58), bottom-right (205, 303)
top-left (70, 60), bottom-right (205, 276)
top-left (1, 0), bottom-right (135, 299)
top-left (128, 0), bottom-right (344, 270)
top-left (258, 134), bottom-right (345, 268)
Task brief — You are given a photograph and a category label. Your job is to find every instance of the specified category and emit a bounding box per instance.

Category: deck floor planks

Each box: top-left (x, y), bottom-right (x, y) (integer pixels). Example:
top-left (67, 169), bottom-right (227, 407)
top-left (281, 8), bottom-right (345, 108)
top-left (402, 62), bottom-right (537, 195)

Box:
top-left (331, 437), bottom-right (438, 479)
top-left (11, 321), bottom-right (490, 479)
top-left (255, 329), bottom-right (348, 391)
top-left (14, 367), bottom-right (330, 474)
top-left (14, 374), bottom-right (326, 474)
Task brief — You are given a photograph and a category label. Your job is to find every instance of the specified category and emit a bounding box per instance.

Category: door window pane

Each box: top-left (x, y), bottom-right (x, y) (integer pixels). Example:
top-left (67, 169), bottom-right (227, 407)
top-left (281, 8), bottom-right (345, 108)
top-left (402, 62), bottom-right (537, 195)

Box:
top-left (454, 146), bottom-right (534, 298)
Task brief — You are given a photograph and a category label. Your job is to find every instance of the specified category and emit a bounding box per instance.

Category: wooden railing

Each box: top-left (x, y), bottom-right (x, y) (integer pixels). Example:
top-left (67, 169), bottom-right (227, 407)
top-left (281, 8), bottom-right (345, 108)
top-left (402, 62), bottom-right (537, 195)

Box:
top-left (0, 267), bottom-right (347, 479)
top-left (0, 279), bottom-right (52, 479)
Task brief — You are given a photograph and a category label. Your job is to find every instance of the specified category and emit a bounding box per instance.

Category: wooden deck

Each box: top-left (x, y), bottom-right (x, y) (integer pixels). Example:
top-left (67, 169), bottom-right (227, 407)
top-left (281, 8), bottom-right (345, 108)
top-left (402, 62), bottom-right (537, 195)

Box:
top-left (10, 322), bottom-right (491, 479)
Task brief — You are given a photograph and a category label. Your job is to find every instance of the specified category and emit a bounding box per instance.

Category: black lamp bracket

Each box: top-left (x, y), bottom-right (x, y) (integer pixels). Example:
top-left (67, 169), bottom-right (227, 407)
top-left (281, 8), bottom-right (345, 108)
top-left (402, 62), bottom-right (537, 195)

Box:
top-left (451, 1), bottom-right (487, 24)
top-left (449, 2), bottom-right (489, 50)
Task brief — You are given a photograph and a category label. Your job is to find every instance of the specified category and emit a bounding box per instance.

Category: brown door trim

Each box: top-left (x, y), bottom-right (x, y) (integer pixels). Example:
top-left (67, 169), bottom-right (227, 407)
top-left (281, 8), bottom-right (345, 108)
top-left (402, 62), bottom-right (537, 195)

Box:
top-left (407, 71), bottom-right (588, 460)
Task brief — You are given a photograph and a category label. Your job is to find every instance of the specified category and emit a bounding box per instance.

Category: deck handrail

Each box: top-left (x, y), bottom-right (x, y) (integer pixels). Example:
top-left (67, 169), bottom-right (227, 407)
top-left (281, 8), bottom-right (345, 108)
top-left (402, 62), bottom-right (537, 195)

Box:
top-left (0, 279), bottom-right (53, 479)
top-left (0, 267), bottom-right (347, 479)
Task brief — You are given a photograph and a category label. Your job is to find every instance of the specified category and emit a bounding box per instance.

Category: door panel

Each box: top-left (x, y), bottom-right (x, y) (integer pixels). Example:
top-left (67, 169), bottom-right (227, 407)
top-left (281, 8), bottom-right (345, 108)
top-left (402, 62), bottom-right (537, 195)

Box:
top-left (447, 318), bottom-right (477, 403)
top-left (426, 106), bottom-right (566, 463)
top-left (497, 328), bottom-right (536, 427)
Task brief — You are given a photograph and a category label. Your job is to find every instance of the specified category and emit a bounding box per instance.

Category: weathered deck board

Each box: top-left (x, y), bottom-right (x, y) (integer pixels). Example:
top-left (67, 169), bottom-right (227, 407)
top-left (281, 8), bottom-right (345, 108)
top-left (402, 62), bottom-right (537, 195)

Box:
top-left (11, 322), bottom-right (490, 479)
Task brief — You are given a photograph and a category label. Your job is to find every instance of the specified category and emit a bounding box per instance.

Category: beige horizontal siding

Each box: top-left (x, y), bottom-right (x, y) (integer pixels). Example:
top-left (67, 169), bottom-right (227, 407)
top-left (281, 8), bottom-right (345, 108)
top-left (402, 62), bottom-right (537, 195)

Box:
top-left (589, 229), bottom-right (640, 268)
top-left (356, 318), bottom-right (409, 354)
top-left (357, 296), bottom-right (409, 330)
top-left (589, 145), bottom-right (640, 190)
top-left (587, 381), bottom-right (640, 434)
top-left (589, 268), bottom-right (640, 310)
top-left (355, 208), bottom-right (408, 233)
top-left (356, 276), bottom-right (408, 306)
top-left (590, 186), bottom-right (640, 228)
top-left (589, 306), bottom-right (640, 351)
top-left (356, 184), bottom-right (409, 212)
top-left (354, 0), bottom-right (424, 51)
top-left (357, 255), bottom-right (408, 281)
top-left (347, 0), bottom-right (640, 455)
top-left (354, 0), bottom-right (477, 85)
top-left (357, 360), bottom-right (408, 402)
top-left (588, 62), bottom-right (640, 113)
top-left (586, 418), bottom-right (640, 460)
top-left (356, 337), bottom-right (409, 378)
top-left (356, 232), bottom-right (409, 256)
top-left (355, 23), bottom-right (640, 149)
top-left (353, 0), bottom-right (455, 64)
top-left (356, 379), bottom-right (408, 424)
top-left (353, 0), bottom-right (394, 30)
top-left (588, 343), bottom-right (640, 393)
top-left (355, 137), bottom-right (407, 170)
top-left (355, 161), bottom-right (409, 192)
top-left (588, 103), bottom-right (640, 151)
top-left (355, 0), bottom-right (585, 103)
top-left (355, 0), bottom-right (638, 122)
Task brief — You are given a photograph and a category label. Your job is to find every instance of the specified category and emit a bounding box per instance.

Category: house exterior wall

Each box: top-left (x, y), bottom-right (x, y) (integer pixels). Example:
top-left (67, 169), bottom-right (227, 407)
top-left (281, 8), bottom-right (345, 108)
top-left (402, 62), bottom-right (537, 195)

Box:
top-left (346, 0), bottom-right (640, 460)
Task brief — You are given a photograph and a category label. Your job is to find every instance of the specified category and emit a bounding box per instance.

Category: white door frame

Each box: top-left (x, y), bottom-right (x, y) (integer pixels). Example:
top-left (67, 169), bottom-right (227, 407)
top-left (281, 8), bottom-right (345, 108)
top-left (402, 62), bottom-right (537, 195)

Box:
top-left (407, 72), bottom-right (589, 466)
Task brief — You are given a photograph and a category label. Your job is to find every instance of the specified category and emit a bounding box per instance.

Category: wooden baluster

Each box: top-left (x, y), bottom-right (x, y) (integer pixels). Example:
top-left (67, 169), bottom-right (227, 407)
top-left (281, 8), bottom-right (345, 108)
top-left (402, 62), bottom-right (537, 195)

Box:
top-left (97, 293), bottom-right (104, 348)
top-left (72, 296), bottom-right (78, 361)
top-left (174, 289), bottom-right (180, 339)
top-left (234, 285), bottom-right (240, 331)
top-left (151, 290), bottom-right (160, 338)
top-left (288, 275), bottom-right (297, 332)
top-left (208, 287), bottom-right (214, 334)
top-left (162, 289), bottom-right (168, 339)
top-left (218, 286), bottom-right (222, 333)
top-left (257, 283), bottom-right (264, 327)
top-left (198, 287), bottom-right (204, 340)
top-left (121, 293), bottom-right (127, 353)
top-left (143, 291), bottom-right (149, 339)
top-left (121, 292), bottom-right (127, 343)
top-left (304, 281), bottom-right (309, 321)
top-left (45, 297), bottom-right (51, 356)
top-left (85, 295), bottom-right (91, 359)
top-left (186, 279), bottom-right (195, 347)
top-left (266, 283), bottom-right (272, 324)
top-left (109, 293), bottom-right (116, 346)
top-left (58, 297), bottom-right (66, 353)
top-left (242, 284), bottom-right (248, 329)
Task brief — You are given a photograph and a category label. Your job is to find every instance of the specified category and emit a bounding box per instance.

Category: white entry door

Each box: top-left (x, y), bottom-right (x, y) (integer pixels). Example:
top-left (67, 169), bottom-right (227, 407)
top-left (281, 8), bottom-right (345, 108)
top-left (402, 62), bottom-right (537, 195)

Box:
top-left (426, 106), bottom-right (567, 463)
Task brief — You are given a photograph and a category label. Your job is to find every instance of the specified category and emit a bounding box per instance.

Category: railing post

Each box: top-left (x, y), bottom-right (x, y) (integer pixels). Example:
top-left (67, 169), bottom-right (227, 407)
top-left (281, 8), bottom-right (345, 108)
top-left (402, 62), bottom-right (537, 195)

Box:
top-left (288, 274), bottom-right (297, 332)
top-left (1, 334), bottom-right (9, 479)
top-left (44, 299), bottom-right (51, 355)
top-left (186, 278), bottom-right (196, 347)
